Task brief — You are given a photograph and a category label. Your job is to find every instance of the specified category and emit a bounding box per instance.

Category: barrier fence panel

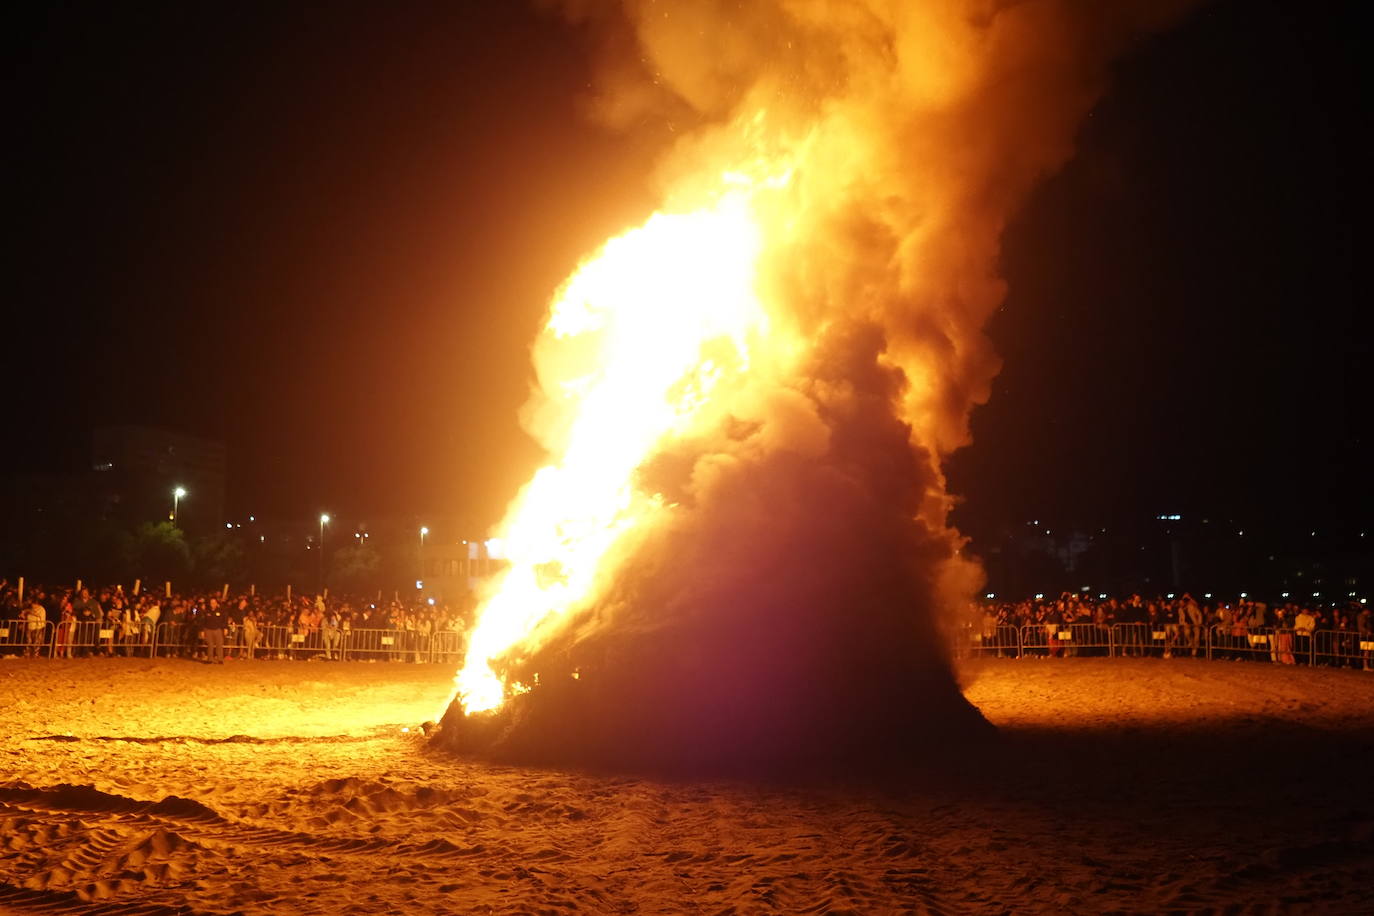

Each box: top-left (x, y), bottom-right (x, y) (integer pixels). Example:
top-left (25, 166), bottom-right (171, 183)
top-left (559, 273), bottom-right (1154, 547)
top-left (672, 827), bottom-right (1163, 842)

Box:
top-left (430, 629), bottom-right (464, 664)
top-left (343, 628), bottom-right (406, 661)
top-left (1207, 625), bottom-right (1277, 662)
top-left (1111, 622), bottom-right (1167, 658)
top-left (153, 622), bottom-right (198, 658)
top-left (965, 625), bottom-right (1021, 658)
top-left (1061, 623), bottom-right (1112, 657)
top-left (52, 620), bottom-right (106, 658)
top-left (121, 621), bottom-right (156, 658)
top-left (284, 627), bottom-right (320, 660)
top-left (230, 623), bottom-right (271, 660)
top-left (252, 625), bottom-right (294, 659)
top-left (1172, 623), bottom-right (1208, 659)
top-left (1, 619), bottom-right (53, 657)
top-left (1313, 629), bottom-right (1367, 668)
top-left (1019, 625), bottom-right (1053, 657)
top-left (1265, 627), bottom-right (1308, 666)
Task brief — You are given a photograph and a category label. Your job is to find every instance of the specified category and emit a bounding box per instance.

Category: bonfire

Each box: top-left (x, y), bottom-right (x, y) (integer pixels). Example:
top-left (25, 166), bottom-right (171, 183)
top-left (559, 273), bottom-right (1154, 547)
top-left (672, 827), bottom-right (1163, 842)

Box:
top-left (433, 1), bottom-right (1195, 768)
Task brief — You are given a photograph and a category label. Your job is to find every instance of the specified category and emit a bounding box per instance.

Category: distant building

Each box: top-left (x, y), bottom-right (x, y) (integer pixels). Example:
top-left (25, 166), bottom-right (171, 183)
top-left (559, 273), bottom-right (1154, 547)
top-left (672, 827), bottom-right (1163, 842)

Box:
top-left (420, 537), bottom-right (505, 600)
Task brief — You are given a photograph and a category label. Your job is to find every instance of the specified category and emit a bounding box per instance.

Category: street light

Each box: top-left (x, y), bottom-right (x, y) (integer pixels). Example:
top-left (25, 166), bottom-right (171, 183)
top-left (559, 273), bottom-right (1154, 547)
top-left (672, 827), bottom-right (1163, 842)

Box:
top-left (419, 526), bottom-right (429, 583)
top-left (318, 514), bottom-right (330, 591)
top-left (171, 487), bottom-right (187, 524)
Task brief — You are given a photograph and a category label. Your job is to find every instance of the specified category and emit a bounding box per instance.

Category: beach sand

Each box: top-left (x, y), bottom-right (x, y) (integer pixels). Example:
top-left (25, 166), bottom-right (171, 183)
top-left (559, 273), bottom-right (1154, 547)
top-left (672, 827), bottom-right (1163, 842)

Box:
top-left (2, 654), bottom-right (1371, 914)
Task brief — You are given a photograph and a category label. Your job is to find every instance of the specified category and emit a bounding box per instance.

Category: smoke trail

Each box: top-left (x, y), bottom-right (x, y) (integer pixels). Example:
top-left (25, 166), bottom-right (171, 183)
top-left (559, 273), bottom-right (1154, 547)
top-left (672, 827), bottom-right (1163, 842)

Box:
top-left (437, 0), bottom-right (1197, 768)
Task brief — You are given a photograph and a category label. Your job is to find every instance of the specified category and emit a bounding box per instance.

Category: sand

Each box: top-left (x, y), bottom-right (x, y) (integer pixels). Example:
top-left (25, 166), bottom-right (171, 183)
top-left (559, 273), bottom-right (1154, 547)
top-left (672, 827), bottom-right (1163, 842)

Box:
top-left (1, 655), bottom-right (1371, 914)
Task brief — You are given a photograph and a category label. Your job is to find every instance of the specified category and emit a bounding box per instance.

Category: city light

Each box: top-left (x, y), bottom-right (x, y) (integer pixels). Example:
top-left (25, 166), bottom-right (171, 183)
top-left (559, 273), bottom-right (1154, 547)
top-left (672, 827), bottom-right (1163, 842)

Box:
top-left (171, 486), bottom-right (187, 524)
top-left (317, 514), bottom-right (330, 590)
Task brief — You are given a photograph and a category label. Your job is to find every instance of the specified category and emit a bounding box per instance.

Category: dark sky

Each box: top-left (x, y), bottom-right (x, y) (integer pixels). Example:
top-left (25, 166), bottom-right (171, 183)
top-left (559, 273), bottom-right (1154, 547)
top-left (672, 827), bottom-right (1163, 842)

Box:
top-left (6, 1), bottom-right (1363, 541)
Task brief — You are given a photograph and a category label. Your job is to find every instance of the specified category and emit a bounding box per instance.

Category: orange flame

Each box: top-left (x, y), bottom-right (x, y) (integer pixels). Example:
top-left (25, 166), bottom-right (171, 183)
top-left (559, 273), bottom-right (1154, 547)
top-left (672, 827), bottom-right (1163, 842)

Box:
top-left (449, 177), bottom-right (785, 715)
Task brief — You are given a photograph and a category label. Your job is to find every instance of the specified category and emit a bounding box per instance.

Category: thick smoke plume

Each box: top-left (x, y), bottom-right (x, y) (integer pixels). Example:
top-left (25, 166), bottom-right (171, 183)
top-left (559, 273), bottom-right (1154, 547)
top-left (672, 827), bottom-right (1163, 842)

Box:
top-left (437, 0), bottom-right (1195, 769)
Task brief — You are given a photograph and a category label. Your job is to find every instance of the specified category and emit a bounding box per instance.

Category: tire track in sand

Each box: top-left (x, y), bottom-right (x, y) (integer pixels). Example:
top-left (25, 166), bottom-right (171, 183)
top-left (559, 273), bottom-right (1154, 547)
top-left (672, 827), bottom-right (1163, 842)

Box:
top-left (0, 881), bottom-right (223, 915)
top-left (0, 784), bottom-right (484, 862)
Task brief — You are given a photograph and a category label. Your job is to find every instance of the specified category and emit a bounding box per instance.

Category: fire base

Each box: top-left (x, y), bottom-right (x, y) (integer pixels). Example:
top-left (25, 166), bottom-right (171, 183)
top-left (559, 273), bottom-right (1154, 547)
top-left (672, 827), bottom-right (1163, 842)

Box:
top-left (431, 664), bottom-right (994, 775)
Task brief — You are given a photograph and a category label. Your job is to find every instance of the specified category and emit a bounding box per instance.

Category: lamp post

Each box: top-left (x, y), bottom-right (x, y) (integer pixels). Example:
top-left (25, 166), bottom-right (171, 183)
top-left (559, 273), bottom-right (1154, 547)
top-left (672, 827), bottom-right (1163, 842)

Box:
top-left (318, 514), bottom-right (330, 592)
top-left (171, 487), bottom-right (187, 525)
top-left (419, 526), bottom-right (429, 585)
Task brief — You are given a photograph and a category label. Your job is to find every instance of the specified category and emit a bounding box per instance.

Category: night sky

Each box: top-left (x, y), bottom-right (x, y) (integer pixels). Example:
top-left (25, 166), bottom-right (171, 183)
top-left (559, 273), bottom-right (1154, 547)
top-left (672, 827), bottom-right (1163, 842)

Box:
top-left (6, 1), bottom-right (1363, 545)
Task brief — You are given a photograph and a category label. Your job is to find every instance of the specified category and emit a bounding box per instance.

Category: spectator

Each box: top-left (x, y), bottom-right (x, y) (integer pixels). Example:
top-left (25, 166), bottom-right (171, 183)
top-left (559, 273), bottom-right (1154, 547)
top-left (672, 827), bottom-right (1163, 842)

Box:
top-left (24, 596), bottom-right (47, 658)
top-left (202, 597), bottom-right (228, 664)
top-left (1292, 606), bottom-right (1316, 661)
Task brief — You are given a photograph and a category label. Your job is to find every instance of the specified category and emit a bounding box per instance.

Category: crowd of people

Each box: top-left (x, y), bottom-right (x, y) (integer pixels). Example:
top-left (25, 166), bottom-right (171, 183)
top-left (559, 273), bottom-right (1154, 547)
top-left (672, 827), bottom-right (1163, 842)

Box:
top-left (0, 579), bottom-right (470, 664)
top-left (970, 592), bottom-right (1372, 668)
top-left (3, 579), bottom-right (1370, 670)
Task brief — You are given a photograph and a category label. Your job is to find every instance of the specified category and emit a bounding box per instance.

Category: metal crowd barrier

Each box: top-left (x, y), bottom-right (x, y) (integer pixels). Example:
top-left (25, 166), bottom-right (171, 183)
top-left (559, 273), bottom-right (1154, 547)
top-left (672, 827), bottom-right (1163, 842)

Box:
top-left (51, 619), bottom-right (106, 658)
top-left (341, 627), bottom-right (407, 661)
top-left (251, 624), bottom-right (292, 658)
top-left (121, 621), bottom-right (157, 657)
top-left (1019, 624), bottom-right (1052, 657)
top-left (430, 629), bottom-right (465, 664)
top-left (1266, 627), bottom-right (1308, 666)
top-left (1063, 623), bottom-right (1113, 656)
top-left (0, 618), bottom-right (53, 657)
top-left (1172, 623), bottom-right (1207, 658)
top-left (153, 621), bottom-right (200, 657)
top-left (964, 625), bottom-right (1021, 658)
top-left (1207, 625), bottom-right (1281, 662)
top-left (1110, 622), bottom-right (1170, 657)
top-left (1312, 629), bottom-right (1371, 668)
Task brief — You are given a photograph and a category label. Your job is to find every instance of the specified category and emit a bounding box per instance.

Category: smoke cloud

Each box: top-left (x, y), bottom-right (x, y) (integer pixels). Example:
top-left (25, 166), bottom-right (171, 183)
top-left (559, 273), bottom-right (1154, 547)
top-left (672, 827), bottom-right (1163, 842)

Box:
top-left (438, 0), bottom-right (1196, 769)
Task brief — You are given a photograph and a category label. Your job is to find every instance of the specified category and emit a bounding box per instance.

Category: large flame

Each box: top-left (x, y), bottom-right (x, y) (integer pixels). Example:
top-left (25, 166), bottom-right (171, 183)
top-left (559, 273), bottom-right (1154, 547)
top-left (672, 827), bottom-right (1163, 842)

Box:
top-left (451, 177), bottom-right (786, 714)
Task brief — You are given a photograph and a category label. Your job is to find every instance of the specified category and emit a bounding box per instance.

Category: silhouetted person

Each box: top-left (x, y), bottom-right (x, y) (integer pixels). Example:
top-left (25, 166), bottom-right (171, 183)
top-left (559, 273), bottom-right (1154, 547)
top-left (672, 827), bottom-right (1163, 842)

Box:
top-left (202, 598), bottom-right (228, 664)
